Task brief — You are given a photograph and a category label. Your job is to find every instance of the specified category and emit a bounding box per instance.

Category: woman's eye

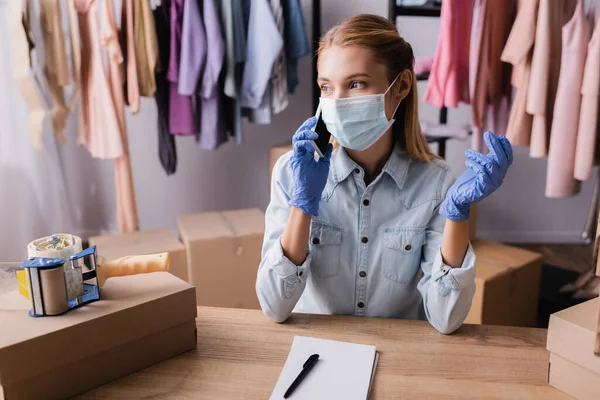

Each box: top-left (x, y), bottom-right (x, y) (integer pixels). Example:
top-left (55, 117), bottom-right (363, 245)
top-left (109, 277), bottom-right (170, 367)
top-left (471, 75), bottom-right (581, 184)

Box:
top-left (350, 81), bottom-right (366, 89)
top-left (320, 85), bottom-right (332, 93)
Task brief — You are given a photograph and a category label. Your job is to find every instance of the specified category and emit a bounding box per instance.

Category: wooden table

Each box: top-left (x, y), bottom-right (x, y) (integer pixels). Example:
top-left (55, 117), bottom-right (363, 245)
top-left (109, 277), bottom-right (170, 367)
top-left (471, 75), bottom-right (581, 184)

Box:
top-left (76, 307), bottom-right (569, 399)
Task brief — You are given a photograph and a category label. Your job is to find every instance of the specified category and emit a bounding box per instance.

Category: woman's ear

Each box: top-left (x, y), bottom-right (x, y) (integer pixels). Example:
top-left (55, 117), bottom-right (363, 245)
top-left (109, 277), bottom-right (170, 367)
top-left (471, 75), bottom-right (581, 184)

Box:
top-left (395, 69), bottom-right (412, 103)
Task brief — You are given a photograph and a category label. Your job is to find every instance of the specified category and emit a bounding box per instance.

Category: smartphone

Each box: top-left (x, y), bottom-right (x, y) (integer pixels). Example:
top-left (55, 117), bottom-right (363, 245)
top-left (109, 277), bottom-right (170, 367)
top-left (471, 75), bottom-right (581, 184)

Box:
top-left (310, 105), bottom-right (331, 158)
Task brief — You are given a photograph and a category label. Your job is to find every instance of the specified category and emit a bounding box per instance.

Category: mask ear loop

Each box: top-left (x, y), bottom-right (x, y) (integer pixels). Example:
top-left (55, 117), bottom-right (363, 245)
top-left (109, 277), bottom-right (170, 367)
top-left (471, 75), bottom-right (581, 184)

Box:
top-left (384, 72), bottom-right (403, 123)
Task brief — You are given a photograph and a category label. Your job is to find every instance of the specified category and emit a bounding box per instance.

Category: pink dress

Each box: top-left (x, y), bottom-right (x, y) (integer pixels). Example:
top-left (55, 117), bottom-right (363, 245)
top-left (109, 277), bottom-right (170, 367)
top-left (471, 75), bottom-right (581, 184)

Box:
top-left (574, 16), bottom-right (600, 181)
top-left (424, 0), bottom-right (473, 109)
top-left (76, 0), bottom-right (139, 232)
top-left (500, 0), bottom-right (539, 147)
top-left (469, 0), bottom-right (515, 153)
top-left (545, 1), bottom-right (591, 198)
top-left (526, 0), bottom-right (577, 158)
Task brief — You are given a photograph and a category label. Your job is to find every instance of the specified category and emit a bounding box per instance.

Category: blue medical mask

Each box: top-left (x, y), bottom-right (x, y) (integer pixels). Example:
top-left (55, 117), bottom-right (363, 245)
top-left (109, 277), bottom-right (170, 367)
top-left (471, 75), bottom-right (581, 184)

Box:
top-left (319, 75), bottom-right (401, 151)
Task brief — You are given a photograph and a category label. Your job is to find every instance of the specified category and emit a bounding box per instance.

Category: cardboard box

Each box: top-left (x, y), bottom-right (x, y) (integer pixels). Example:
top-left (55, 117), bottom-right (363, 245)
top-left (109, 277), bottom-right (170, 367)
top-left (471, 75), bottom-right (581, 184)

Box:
top-left (0, 272), bottom-right (197, 400)
top-left (269, 143), bottom-right (291, 182)
top-left (547, 298), bottom-right (600, 375)
top-left (89, 228), bottom-right (188, 282)
top-left (549, 353), bottom-right (600, 400)
top-left (177, 208), bottom-right (264, 309)
top-left (465, 240), bottom-right (542, 326)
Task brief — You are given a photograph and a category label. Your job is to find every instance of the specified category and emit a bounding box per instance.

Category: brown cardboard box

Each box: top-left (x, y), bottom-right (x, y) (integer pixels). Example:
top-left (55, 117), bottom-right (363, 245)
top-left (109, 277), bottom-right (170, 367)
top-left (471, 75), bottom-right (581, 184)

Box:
top-left (89, 229), bottom-right (188, 281)
top-left (465, 240), bottom-right (542, 326)
top-left (547, 298), bottom-right (600, 375)
top-left (0, 272), bottom-right (197, 400)
top-left (269, 143), bottom-right (291, 182)
top-left (549, 353), bottom-right (600, 400)
top-left (177, 208), bottom-right (264, 309)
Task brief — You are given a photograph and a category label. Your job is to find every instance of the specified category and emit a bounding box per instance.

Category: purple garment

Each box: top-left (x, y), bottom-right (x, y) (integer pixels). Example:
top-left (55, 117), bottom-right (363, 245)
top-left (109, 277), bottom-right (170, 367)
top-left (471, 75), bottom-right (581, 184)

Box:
top-left (198, 0), bottom-right (228, 149)
top-left (167, 0), bottom-right (195, 135)
top-left (178, 0), bottom-right (207, 96)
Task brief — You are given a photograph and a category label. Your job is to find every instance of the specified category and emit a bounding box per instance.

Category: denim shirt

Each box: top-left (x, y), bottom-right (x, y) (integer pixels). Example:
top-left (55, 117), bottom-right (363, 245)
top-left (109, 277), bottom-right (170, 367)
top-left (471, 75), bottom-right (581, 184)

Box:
top-left (256, 147), bottom-right (477, 334)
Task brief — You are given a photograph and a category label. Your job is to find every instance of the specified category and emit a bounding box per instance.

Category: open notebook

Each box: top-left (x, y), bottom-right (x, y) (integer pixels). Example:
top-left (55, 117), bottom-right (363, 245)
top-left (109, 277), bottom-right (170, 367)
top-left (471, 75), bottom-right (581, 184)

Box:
top-left (270, 336), bottom-right (379, 400)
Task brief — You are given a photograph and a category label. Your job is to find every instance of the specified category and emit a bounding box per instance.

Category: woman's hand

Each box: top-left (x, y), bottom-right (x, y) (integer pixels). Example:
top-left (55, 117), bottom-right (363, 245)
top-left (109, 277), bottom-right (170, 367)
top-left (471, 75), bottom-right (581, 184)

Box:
top-left (440, 131), bottom-right (513, 222)
top-left (288, 117), bottom-right (333, 216)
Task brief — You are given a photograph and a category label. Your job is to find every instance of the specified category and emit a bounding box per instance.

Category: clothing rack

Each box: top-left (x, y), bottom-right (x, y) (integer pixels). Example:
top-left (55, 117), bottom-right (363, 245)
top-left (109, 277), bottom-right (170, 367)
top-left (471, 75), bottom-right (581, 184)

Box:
top-left (389, 0), bottom-right (450, 158)
top-left (389, 0), bottom-right (600, 245)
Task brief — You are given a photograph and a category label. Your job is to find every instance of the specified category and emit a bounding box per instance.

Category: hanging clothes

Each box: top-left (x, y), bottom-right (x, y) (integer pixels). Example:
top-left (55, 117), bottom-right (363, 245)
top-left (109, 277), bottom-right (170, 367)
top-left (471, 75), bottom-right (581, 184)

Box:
top-left (198, 0), bottom-right (228, 149)
top-left (2, 1), bottom-right (75, 261)
top-left (546, 1), bottom-right (591, 198)
top-left (220, 0), bottom-right (248, 143)
top-left (240, 0), bottom-right (283, 110)
top-left (40, 0), bottom-right (70, 143)
top-left (270, 0), bottom-right (288, 115)
top-left (65, 0), bottom-right (81, 113)
top-left (424, 0), bottom-right (474, 109)
top-left (133, 0), bottom-right (159, 97)
top-left (153, 0), bottom-right (177, 175)
top-left (281, 0), bottom-right (309, 94)
top-left (500, 0), bottom-right (539, 147)
top-left (178, 0), bottom-right (206, 99)
top-left (526, 0), bottom-right (577, 158)
top-left (121, 0), bottom-right (141, 113)
top-left (9, 0), bottom-right (53, 150)
top-left (75, 0), bottom-right (139, 232)
top-left (470, 0), bottom-right (515, 153)
top-left (168, 0), bottom-right (196, 135)
top-left (241, 0), bottom-right (275, 126)
top-left (574, 15), bottom-right (600, 181)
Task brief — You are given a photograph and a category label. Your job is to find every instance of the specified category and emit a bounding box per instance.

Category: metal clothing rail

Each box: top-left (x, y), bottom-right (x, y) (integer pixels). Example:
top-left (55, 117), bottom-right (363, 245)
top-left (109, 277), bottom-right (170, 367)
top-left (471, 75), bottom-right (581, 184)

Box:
top-left (389, 0), bottom-right (449, 158)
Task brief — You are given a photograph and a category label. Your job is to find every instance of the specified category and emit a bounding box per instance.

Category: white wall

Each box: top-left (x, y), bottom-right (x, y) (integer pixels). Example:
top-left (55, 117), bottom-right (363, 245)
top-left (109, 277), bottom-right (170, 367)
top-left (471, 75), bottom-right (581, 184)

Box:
top-left (0, 1), bottom-right (593, 262)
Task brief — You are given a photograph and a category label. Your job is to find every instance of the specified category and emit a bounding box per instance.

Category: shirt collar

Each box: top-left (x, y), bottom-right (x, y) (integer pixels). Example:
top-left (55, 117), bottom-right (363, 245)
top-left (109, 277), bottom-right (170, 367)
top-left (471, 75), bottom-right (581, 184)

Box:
top-left (332, 146), bottom-right (411, 190)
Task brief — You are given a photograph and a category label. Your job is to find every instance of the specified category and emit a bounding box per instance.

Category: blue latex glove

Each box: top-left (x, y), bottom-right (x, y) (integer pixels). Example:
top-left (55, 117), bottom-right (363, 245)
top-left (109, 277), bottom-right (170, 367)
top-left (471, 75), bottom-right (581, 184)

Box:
top-left (288, 117), bottom-right (333, 216)
top-left (440, 131), bottom-right (513, 221)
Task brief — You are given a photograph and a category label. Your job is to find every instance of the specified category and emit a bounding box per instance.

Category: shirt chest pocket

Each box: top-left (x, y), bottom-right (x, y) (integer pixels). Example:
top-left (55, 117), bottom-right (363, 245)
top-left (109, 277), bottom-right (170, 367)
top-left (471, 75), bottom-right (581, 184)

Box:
top-left (383, 228), bottom-right (427, 283)
top-left (309, 221), bottom-right (342, 279)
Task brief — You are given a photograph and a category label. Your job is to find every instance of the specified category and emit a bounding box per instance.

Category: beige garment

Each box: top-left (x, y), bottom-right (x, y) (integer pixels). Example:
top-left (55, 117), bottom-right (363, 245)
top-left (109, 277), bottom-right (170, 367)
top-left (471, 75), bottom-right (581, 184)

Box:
top-left (500, 0), bottom-right (539, 146)
top-left (121, 0), bottom-right (141, 113)
top-left (76, 0), bottom-right (139, 232)
top-left (574, 16), bottom-right (600, 181)
top-left (9, 0), bottom-right (52, 149)
top-left (102, 0), bottom-right (140, 233)
top-left (545, 1), bottom-right (591, 198)
top-left (469, 0), bottom-right (515, 153)
top-left (133, 0), bottom-right (158, 97)
top-left (66, 0), bottom-right (81, 111)
top-left (40, 0), bottom-right (69, 143)
top-left (526, 0), bottom-right (577, 158)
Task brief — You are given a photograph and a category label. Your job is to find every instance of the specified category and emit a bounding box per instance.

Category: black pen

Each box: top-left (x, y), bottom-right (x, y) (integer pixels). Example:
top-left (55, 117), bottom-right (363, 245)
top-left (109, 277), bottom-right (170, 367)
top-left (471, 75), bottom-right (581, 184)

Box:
top-left (283, 353), bottom-right (320, 398)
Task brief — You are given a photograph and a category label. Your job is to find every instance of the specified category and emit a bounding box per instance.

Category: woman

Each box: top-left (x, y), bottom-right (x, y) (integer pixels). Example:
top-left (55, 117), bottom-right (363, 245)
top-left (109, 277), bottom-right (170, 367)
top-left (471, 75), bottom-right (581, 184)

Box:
top-left (256, 14), bottom-right (512, 334)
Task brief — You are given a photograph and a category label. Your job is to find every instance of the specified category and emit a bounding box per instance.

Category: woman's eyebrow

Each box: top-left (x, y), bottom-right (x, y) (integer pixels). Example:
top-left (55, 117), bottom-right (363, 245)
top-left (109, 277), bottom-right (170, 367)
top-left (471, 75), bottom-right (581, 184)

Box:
top-left (344, 73), bottom-right (372, 80)
top-left (317, 73), bottom-right (372, 83)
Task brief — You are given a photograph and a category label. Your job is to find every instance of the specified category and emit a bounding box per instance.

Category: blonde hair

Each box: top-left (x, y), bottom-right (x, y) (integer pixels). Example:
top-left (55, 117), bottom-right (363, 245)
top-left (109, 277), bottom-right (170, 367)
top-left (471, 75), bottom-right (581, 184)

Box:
top-left (318, 14), bottom-right (439, 162)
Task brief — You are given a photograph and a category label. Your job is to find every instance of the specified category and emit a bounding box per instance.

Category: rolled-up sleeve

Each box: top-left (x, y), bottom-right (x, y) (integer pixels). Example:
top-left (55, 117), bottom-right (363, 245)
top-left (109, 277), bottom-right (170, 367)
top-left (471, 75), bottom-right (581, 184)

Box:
top-left (256, 153), bottom-right (309, 323)
top-left (417, 168), bottom-right (477, 335)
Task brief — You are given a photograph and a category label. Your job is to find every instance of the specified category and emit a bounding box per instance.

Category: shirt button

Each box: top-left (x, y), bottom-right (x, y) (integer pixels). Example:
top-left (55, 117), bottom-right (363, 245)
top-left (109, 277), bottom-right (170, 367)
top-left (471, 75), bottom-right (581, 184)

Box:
top-left (357, 302), bottom-right (365, 308)
top-left (361, 236), bottom-right (369, 244)
top-left (363, 199), bottom-right (370, 206)
top-left (404, 244), bottom-right (412, 251)
top-left (299, 271), bottom-right (303, 277)
top-left (312, 237), bottom-right (320, 245)
top-left (354, 168), bottom-right (360, 174)
top-left (359, 271), bottom-right (366, 278)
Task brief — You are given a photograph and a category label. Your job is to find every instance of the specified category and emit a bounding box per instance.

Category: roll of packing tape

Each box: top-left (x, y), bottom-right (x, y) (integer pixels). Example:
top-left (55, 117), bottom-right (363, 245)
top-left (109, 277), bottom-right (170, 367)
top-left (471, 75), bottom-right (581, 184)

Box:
top-left (27, 233), bottom-right (83, 261)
